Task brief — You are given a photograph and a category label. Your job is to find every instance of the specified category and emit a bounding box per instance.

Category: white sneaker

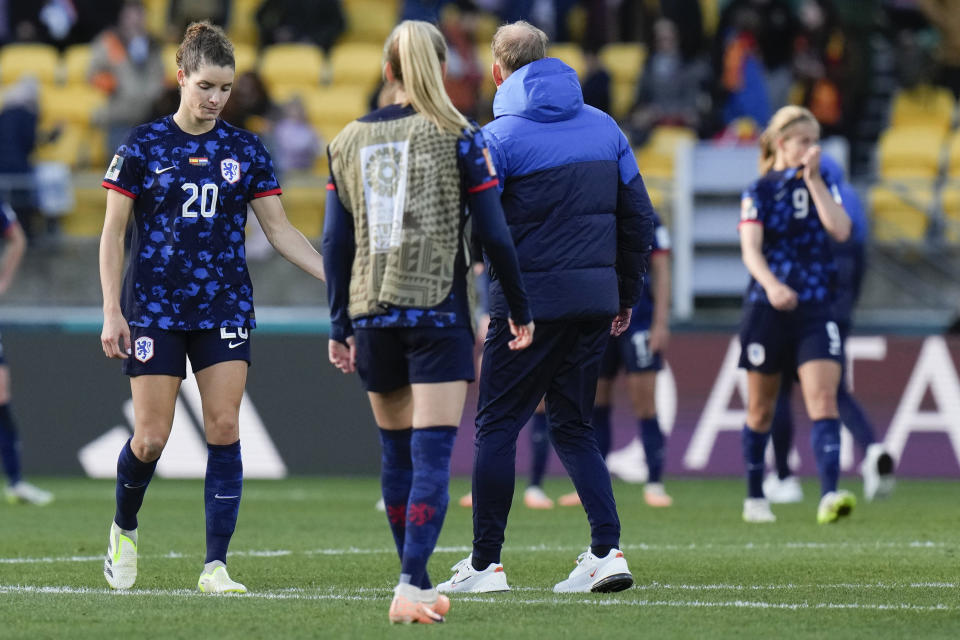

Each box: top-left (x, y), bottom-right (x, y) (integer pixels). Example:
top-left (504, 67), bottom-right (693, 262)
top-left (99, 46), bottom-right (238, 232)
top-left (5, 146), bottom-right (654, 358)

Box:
top-left (4, 481), bottom-right (53, 506)
top-left (436, 555), bottom-right (510, 593)
top-left (861, 443), bottom-right (895, 501)
top-left (605, 438), bottom-right (648, 483)
top-left (763, 473), bottom-right (804, 504)
top-left (523, 485), bottom-right (554, 509)
top-left (198, 560), bottom-right (247, 593)
top-left (553, 547), bottom-right (633, 593)
top-left (742, 497), bottom-right (776, 523)
top-left (104, 522), bottom-right (138, 590)
top-left (817, 490), bottom-right (856, 524)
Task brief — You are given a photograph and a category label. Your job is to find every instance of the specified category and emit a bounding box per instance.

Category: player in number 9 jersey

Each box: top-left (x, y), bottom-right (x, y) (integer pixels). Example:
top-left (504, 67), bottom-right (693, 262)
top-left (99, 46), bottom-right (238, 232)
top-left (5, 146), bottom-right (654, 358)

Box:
top-left (98, 22), bottom-right (325, 595)
top-left (736, 106), bottom-right (855, 525)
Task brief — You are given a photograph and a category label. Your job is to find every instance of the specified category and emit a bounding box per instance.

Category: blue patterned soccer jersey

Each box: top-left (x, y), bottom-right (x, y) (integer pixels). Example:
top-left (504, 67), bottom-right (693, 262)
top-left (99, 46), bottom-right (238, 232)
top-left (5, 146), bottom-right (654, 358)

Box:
top-left (740, 167), bottom-right (842, 306)
top-left (102, 116), bottom-right (281, 330)
top-left (631, 212), bottom-right (669, 328)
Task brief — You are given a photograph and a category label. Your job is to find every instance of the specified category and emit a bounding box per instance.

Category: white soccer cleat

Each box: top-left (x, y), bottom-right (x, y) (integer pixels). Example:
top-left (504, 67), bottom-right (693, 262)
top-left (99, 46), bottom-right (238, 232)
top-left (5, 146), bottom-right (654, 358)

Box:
top-left (605, 438), bottom-right (648, 483)
top-left (523, 485), bottom-right (554, 509)
top-left (103, 522), bottom-right (138, 590)
top-left (861, 443), bottom-right (895, 501)
top-left (4, 481), bottom-right (53, 506)
top-left (436, 555), bottom-right (510, 593)
top-left (553, 547), bottom-right (633, 593)
top-left (743, 497), bottom-right (776, 523)
top-left (817, 490), bottom-right (856, 524)
top-left (197, 561), bottom-right (247, 594)
top-left (763, 473), bottom-right (804, 504)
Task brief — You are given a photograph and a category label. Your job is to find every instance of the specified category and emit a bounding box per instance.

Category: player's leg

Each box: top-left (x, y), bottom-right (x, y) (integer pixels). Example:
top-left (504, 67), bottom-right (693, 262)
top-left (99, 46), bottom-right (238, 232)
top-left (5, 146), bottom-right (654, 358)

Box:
top-left (547, 319), bottom-right (632, 593)
top-left (627, 369), bottom-right (672, 507)
top-left (0, 363), bottom-right (52, 505)
top-left (524, 398), bottom-right (553, 508)
top-left (764, 374), bottom-right (804, 503)
top-left (194, 357), bottom-right (248, 592)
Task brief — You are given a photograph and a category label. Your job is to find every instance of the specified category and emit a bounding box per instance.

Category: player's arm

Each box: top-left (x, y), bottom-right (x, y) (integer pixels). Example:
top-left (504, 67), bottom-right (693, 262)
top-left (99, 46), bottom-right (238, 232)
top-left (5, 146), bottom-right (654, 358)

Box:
top-left (739, 213), bottom-right (797, 311)
top-left (0, 217), bottom-right (26, 296)
top-left (99, 189), bottom-right (133, 358)
top-left (249, 194), bottom-right (325, 282)
top-left (649, 250), bottom-right (671, 353)
top-left (802, 146), bottom-right (850, 242)
top-left (321, 180), bottom-right (356, 372)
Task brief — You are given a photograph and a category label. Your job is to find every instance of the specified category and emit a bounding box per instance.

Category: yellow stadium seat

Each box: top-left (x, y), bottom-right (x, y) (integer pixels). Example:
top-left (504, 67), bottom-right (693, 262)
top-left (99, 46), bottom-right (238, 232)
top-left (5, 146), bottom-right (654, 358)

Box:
top-left (62, 44), bottom-right (93, 85)
top-left (61, 178), bottom-right (107, 237)
top-left (546, 43), bottom-right (584, 78)
top-left (946, 133), bottom-right (960, 178)
top-left (341, 0), bottom-right (397, 44)
top-left (299, 85), bottom-right (370, 125)
top-left (611, 80), bottom-right (636, 119)
top-left (279, 179), bottom-right (327, 237)
top-left (877, 126), bottom-right (945, 180)
top-left (0, 43), bottom-right (60, 85)
top-left (259, 43), bottom-right (325, 93)
top-left (233, 43), bottom-right (257, 75)
top-left (39, 85), bottom-right (106, 127)
top-left (475, 43), bottom-right (496, 102)
top-left (941, 186), bottom-right (960, 244)
top-left (142, 0), bottom-right (169, 40)
top-left (600, 42), bottom-right (646, 86)
top-left (229, 0), bottom-right (261, 47)
top-left (162, 43), bottom-right (179, 84)
top-left (889, 85), bottom-right (956, 132)
top-left (869, 183), bottom-right (931, 244)
top-left (635, 126), bottom-right (696, 181)
top-left (328, 42), bottom-right (384, 91)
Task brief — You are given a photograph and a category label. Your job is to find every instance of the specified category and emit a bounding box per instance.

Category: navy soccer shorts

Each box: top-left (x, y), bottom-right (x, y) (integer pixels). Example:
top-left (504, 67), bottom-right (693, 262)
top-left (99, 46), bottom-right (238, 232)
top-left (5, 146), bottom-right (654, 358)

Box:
top-left (599, 328), bottom-right (663, 379)
top-left (354, 326), bottom-right (475, 393)
top-left (738, 304), bottom-right (843, 374)
top-left (123, 326), bottom-right (252, 378)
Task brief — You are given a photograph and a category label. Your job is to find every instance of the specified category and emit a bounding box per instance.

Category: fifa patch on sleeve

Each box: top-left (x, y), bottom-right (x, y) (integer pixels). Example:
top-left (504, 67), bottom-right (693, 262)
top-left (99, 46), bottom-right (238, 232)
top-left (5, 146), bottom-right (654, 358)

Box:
top-left (104, 155), bottom-right (124, 181)
top-left (481, 147), bottom-right (497, 177)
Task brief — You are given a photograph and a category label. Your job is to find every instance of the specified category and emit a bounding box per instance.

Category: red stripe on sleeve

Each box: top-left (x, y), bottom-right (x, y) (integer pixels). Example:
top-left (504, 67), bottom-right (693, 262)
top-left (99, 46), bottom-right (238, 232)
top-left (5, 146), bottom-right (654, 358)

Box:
top-left (252, 188), bottom-right (283, 198)
top-left (467, 178), bottom-right (499, 194)
top-left (102, 181), bottom-right (137, 200)
top-left (737, 219), bottom-right (762, 229)
top-left (326, 182), bottom-right (336, 191)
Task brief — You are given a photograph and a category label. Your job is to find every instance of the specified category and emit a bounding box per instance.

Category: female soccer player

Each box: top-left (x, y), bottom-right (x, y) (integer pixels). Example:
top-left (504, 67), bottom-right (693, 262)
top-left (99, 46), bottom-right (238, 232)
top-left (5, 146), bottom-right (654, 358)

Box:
top-left (737, 105), bottom-right (854, 524)
top-left (99, 22), bottom-right (325, 593)
top-left (322, 20), bottom-right (533, 624)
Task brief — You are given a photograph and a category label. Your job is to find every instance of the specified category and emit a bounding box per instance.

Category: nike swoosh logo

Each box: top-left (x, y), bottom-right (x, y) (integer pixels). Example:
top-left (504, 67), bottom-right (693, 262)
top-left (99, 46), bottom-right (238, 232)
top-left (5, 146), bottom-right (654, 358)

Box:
top-left (214, 494), bottom-right (239, 500)
top-left (451, 574), bottom-right (471, 585)
top-left (154, 165), bottom-right (175, 174)
top-left (228, 341), bottom-right (246, 349)
top-left (123, 483), bottom-right (144, 489)
top-left (589, 569), bottom-right (597, 578)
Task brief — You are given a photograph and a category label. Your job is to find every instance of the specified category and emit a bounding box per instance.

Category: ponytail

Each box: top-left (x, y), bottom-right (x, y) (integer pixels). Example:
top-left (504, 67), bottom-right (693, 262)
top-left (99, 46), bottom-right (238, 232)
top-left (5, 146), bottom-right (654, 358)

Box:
top-left (757, 105), bottom-right (819, 175)
top-left (384, 21), bottom-right (470, 136)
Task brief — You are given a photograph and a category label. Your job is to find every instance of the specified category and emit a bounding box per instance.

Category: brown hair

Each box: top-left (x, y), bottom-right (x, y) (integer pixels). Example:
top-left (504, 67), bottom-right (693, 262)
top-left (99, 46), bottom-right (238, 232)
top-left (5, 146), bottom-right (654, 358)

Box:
top-left (383, 20), bottom-right (469, 135)
top-left (491, 21), bottom-right (548, 73)
top-left (176, 21), bottom-right (234, 76)
top-left (758, 105), bottom-right (820, 174)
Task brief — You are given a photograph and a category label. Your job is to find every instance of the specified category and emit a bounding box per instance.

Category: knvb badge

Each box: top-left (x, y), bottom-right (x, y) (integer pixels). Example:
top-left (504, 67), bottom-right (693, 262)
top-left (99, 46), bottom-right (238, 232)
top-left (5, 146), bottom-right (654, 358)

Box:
top-left (134, 336), bottom-right (155, 363)
top-left (221, 158), bottom-right (241, 184)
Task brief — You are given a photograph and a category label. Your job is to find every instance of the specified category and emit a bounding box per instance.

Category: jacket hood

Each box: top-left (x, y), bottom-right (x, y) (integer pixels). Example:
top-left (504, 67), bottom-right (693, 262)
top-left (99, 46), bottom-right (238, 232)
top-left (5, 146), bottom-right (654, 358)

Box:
top-left (492, 57), bottom-right (583, 122)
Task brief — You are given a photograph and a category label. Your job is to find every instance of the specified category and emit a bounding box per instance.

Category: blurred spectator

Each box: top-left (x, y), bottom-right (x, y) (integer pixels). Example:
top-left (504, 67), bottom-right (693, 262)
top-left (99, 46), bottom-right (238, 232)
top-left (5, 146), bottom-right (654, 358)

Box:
top-left (793, 0), bottom-right (846, 136)
top-left (0, 79), bottom-right (40, 241)
top-left (441, 3), bottom-right (484, 120)
top-left (659, 0), bottom-right (706, 62)
top-left (916, 0), bottom-right (960, 99)
top-left (712, 5), bottom-right (771, 135)
top-left (628, 18), bottom-right (705, 145)
top-left (400, 0), bottom-right (445, 23)
top-left (715, 0), bottom-right (798, 113)
top-left (219, 70), bottom-right (277, 134)
top-left (272, 97), bottom-right (322, 176)
top-left (89, 0), bottom-right (165, 159)
top-left (168, 0), bottom-right (231, 42)
top-left (6, 0), bottom-right (76, 47)
top-left (255, 0), bottom-right (345, 54)
top-left (581, 45), bottom-right (611, 115)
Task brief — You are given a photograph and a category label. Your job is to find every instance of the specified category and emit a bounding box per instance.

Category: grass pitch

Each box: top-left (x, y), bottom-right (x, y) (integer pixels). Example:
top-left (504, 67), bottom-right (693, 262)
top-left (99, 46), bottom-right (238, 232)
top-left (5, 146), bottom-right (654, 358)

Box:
top-left (1, 476), bottom-right (957, 639)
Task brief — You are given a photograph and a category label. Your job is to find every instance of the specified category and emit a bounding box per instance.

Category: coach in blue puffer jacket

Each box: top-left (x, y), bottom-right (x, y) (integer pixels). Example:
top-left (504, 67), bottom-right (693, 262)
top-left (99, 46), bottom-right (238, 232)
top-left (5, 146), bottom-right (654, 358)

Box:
top-left (442, 20), bottom-right (655, 595)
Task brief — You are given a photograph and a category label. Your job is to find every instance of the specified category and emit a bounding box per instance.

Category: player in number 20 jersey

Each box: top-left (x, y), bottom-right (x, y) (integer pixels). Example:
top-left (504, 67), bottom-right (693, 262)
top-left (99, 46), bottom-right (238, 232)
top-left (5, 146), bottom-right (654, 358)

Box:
top-left (102, 116), bottom-right (279, 330)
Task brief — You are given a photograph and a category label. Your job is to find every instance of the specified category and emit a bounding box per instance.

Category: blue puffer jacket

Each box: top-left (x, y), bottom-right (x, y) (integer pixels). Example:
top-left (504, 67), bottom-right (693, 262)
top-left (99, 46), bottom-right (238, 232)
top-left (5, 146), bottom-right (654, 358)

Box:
top-left (482, 57), bottom-right (654, 321)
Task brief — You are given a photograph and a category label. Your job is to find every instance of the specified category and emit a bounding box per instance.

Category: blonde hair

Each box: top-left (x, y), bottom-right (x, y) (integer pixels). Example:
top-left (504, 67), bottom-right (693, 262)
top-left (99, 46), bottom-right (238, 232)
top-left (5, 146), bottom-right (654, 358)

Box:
top-left (383, 20), bottom-right (470, 136)
top-left (757, 105), bottom-right (820, 174)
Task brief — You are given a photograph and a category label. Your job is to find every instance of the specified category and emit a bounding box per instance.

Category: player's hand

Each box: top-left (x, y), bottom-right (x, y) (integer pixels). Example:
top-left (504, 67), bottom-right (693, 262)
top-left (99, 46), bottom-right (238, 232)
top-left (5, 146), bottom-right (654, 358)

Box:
top-left (611, 307), bottom-right (632, 336)
top-left (801, 145), bottom-right (821, 183)
top-left (649, 322), bottom-right (670, 353)
top-left (508, 318), bottom-right (534, 350)
top-left (101, 310), bottom-right (131, 359)
top-left (329, 336), bottom-right (356, 373)
top-left (767, 283), bottom-right (798, 311)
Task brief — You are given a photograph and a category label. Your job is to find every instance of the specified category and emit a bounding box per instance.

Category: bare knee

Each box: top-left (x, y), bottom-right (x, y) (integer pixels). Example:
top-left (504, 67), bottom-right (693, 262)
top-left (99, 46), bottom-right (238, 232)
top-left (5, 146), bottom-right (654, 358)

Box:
top-left (131, 434), bottom-right (167, 462)
top-left (204, 412), bottom-right (240, 444)
top-left (804, 388), bottom-right (838, 420)
top-left (746, 403), bottom-right (775, 432)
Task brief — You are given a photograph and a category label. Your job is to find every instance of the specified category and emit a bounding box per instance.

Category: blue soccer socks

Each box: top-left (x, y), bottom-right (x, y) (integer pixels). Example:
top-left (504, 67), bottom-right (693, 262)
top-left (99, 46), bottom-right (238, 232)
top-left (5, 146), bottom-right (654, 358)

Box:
top-left (379, 428), bottom-right (414, 560)
top-left (204, 440), bottom-right (243, 564)
top-left (0, 404), bottom-right (22, 485)
top-left (811, 418), bottom-right (841, 496)
top-left (742, 426), bottom-right (770, 498)
top-left (639, 417), bottom-right (665, 484)
top-left (114, 438), bottom-right (158, 531)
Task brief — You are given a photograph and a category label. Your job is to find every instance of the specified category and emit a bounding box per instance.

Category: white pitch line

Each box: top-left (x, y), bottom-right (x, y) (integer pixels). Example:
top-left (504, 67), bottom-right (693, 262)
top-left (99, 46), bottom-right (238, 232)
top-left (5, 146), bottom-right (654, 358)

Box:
top-left (1, 540), bottom-right (953, 566)
top-left (0, 585), bottom-right (955, 612)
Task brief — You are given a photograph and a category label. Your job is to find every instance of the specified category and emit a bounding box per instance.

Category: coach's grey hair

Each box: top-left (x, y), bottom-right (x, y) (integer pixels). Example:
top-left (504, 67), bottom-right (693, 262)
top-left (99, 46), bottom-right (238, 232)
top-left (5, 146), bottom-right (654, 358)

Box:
top-left (491, 21), bottom-right (548, 74)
